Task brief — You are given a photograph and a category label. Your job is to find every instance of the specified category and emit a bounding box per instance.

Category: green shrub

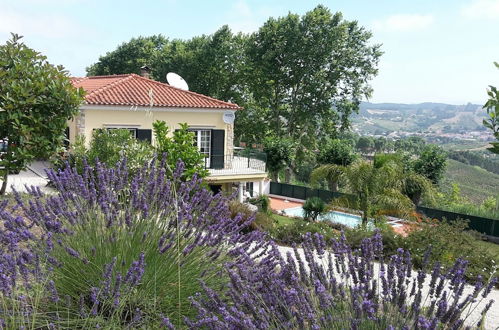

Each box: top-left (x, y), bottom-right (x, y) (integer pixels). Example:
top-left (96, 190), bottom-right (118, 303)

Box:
top-left (248, 195), bottom-right (270, 213)
top-left (269, 219), bottom-right (339, 245)
top-left (228, 201), bottom-right (274, 232)
top-left (344, 224), bottom-right (403, 256)
top-left (302, 197), bottom-right (326, 221)
top-left (403, 219), bottom-right (498, 281)
top-left (53, 129), bottom-right (153, 176)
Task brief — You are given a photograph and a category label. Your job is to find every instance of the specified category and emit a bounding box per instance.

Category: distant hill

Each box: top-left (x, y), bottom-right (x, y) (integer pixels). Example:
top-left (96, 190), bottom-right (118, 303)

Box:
top-left (353, 102), bottom-right (487, 135)
top-left (359, 102), bottom-right (481, 112)
top-left (442, 159), bottom-right (499, 204)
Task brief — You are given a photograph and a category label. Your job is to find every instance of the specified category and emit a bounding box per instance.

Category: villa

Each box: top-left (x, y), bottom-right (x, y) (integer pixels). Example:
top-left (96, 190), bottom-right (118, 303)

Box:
top-left (69, 69), bottom-right (267, 200)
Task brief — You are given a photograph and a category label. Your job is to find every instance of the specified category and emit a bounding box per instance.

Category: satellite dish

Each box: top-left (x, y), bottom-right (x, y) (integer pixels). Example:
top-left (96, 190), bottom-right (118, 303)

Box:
top-left (166, 72), bottom-right (189, 91)
top-left (223, 111), bottom-right (235, 124)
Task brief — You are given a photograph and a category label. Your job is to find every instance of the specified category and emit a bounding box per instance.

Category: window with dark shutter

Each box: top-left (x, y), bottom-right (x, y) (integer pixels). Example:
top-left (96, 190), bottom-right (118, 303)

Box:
top-left (136, 129), bottom-right (152, 143)
top-left (210, 129), bottom-right (225, 169)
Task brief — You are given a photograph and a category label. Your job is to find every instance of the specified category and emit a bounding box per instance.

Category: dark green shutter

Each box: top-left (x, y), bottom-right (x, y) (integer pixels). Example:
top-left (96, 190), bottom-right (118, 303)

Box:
top-left (136, 129), bottom-right (152, 143)
top-left (210, 130), bottom-right (225, 169)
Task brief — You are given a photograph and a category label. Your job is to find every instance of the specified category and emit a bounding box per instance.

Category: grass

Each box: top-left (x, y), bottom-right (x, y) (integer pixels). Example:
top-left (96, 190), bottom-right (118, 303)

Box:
top-left (272, 213), bottom-right (298, 227)
top-left (442, 159), bottom-right (499, 203)
top-left (475, 239), bottom-right (499, 260)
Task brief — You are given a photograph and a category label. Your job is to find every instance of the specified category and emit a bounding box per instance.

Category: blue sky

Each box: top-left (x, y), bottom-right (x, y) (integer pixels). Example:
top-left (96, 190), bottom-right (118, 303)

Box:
top-left (1, 0), bottom-right (498, 104)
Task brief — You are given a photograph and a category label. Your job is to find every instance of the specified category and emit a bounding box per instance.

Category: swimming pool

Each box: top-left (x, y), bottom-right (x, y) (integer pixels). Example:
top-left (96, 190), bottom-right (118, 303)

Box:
top-left (282, 206), bottom-right (403, 228)
top-left (282, 206), bottom-right (363, 228)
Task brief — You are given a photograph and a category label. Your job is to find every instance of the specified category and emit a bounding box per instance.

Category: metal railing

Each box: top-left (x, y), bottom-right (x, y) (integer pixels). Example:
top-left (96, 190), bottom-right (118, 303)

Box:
top-left (204, 151), bottom-right (267, 173)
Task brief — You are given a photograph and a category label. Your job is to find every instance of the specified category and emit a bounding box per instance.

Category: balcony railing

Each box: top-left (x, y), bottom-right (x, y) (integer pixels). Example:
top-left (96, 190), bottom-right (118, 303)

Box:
top-left (204, 151), bottom-right (267, 175)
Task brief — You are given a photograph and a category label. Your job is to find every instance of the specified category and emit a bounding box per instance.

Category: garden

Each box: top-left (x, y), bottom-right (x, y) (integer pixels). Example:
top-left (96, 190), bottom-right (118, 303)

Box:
top-left (1, 156), bottom-right (498, 329)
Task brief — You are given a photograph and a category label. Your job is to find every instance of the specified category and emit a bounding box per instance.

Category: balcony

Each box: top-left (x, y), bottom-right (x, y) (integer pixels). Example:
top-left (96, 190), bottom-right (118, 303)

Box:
top-left (204, 150), bottom-right (267, 177)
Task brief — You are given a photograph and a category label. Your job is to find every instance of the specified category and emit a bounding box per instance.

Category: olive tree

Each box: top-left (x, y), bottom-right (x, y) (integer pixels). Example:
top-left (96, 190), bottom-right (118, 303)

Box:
top-left (0, 34), bottom-right (84, 194)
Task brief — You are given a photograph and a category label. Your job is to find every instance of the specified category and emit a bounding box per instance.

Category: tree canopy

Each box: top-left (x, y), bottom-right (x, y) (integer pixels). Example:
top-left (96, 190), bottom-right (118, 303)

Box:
top-left (0, 34), bottom-right (84, 194)
top-left (86, 6), bottom-right (382, 169)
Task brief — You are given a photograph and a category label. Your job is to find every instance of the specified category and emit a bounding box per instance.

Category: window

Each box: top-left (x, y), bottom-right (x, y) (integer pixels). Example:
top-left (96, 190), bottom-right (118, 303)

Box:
top-left (106, 127), bottom-right (137, 138)
top-left (192, 130), bottom-right (211, 158)
top-left (245, 182), bottom-right (254, 197)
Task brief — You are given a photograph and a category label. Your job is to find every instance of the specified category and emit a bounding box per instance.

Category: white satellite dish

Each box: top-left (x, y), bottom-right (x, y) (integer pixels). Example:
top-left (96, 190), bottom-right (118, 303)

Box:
top-left (166, 72), bottom-right (189, 91)
top-left (223, 111), bottom-right (235, 124)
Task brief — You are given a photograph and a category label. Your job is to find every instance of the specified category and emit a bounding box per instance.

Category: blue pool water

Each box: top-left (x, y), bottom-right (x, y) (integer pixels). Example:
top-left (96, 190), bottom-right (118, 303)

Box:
top-left (283, 206), bottom-right (363, 228)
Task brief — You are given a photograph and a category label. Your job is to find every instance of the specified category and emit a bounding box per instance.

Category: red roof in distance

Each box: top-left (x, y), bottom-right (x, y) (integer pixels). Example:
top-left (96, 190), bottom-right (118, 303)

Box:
top-left (71, 74), bottom-right (242, 110)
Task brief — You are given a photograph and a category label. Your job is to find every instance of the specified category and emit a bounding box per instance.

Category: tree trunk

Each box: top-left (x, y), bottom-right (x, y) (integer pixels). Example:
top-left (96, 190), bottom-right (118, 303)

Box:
top-left (328, 181), bottom-right (338, 192)
top-left (271, 171), bottom-right (279, 183)
top-left (284, 167), bottom-right (292, 184)
top-left (362, 212), bottom-right (368, 227)
top-left (410, 192), bottom-right (422, 206)
top-left (0, 171), bottom-right (7, 195)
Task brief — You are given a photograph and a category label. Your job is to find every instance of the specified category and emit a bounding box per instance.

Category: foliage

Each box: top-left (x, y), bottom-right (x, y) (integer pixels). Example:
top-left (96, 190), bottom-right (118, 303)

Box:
top-left (356, 136), bottom-right (374, 154)
top-left (0, 34), bottom-right (84, 194)
top-left (404, 219), bottom-right (498, 282)
top-left (57, 129), bottom-right (154, 176)
top-left (153, 26), bottom-right (247, 106)
top-left (228, 200), bottom-right (274, 232)
top-left (0, 159), bottom-right (260, 327)
top-left (248, 194), bottom-right (270, 213)
top-left (189, 231), bottom-right (497, 329)
top-left (313, 139), bottom-right (357, 191)
top-left (245, 5), bottom-right (381, 162)
top-left (302, 197), bottom-right (326, 221)
top-left (448, 150), bottom-right (499, 175)
top-left (86, 35), bottom-right (168, 76)
top-left (440, 159), bottom-right (499, 211)
top-left (269, 218), bottom-right (339, 245)
top-left (263, 137), bottom-right (294, 182)
top-left (310, 164), bottom-right (346, 192)
top-left (413, 144), bottom-right (447, 184)
top-left (87, 6), bottom-right (382, 162)
top-left (343, 224), bottom-right (404, 256)
top-left (334, 160), bottom-right (415, 225)
top-left (0, 157), bottom-right (498, 328)
top-left (483, 62), bottom-right (499, 154)
top-left (153, 120), bottom-right (208, 180)
top-left (317, 139), bottom-right (357, 166)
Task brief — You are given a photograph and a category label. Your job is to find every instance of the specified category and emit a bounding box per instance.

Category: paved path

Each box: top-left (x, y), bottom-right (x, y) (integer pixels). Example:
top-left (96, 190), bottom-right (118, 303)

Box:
top-left (3, 161), bottom-right (53, 194)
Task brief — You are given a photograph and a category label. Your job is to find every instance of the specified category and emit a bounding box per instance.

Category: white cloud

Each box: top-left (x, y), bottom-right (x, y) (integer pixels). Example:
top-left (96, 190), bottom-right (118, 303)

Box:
top-left (0, 9), bottom-right (84, 39)
top-left (461, 0), bottom-right (499, 19)
top-left (373, 14), bottom-right (434, 32)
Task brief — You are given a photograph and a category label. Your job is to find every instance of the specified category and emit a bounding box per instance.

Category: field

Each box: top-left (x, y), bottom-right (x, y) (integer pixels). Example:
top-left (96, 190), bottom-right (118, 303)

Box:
top-left (442, 159), bottom-right (499, 203)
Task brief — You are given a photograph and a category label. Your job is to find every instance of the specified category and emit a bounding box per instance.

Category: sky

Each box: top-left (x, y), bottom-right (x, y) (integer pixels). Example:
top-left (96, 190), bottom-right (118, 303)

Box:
top-left (1, 0), bottom-right (498, 104)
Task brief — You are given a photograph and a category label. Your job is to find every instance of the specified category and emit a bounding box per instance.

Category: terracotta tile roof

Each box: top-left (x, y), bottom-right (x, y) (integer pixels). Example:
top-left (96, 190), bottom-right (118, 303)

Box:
top-left (71, 74), bottom-right (242, 110)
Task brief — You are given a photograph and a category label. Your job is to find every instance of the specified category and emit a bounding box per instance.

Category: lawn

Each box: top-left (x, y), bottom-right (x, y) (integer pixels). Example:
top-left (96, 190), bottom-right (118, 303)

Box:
top-left (272, 212), bottom-right (298, 227)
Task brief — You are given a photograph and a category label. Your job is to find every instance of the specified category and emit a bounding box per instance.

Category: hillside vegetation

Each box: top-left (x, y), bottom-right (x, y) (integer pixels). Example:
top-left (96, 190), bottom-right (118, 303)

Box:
top-left (442, 159), bottom-right (499, 203)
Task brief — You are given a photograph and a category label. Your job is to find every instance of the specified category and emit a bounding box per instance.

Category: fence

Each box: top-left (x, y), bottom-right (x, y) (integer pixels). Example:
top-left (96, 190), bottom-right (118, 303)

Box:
top-left (269, 182), bottom-right (499, 238)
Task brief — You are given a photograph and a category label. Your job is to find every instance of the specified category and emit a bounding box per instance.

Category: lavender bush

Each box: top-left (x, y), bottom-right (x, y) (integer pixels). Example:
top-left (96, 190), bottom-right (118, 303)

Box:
top-left (188, 232), bottom-right (497, 329)
top-left (0, 158), bottom-right (263, 328)
top-left (0, 157), bottom-right (497, 329)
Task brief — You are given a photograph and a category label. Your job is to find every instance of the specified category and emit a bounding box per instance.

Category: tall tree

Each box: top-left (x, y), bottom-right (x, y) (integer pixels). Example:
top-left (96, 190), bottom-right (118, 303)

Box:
top-left (413, 144), bottom-right (447, 185)
top-left (152, 26), bottom-right (247, 103)
top-left (483, 62), bottom-right (499, 154)
top-left (244, 5), bottom-right (381, 160)
top-left (356, 136), bottom-right (374, 154)
top-left (263, 137), bottom-right (294, 182)
top-left (86, 35), bottom-right (168, 76)
top-left (311, 139), bottom-right (358, 191)
top-left (0, 34), bottom-right (84, 194)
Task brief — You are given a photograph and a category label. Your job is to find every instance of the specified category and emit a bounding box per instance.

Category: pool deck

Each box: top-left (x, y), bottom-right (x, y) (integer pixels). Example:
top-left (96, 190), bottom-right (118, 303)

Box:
top-left (269, 196), bottom-right (412, 236)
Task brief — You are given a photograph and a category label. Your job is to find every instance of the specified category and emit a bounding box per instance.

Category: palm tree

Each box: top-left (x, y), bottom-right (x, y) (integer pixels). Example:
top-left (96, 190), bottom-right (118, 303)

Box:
top-left (333, 160), bottom-right (414, 226)
top-left (310, 164), bottom-right (345, 192)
